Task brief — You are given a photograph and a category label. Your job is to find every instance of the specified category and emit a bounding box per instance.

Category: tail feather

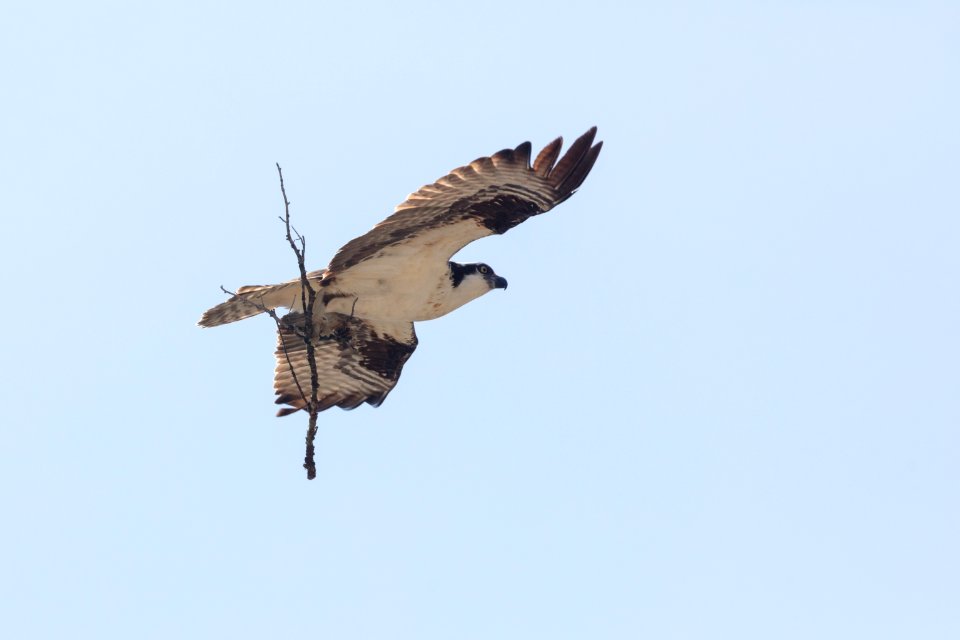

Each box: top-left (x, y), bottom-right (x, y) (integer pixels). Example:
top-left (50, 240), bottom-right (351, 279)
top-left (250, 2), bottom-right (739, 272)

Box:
top-left (198, 282), bottom-right (300, 327)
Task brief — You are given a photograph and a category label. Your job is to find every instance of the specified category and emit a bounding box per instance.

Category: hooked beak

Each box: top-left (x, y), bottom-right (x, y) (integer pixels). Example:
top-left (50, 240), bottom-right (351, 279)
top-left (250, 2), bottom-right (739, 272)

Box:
top-left (493, 276), bottom-right (508, 290)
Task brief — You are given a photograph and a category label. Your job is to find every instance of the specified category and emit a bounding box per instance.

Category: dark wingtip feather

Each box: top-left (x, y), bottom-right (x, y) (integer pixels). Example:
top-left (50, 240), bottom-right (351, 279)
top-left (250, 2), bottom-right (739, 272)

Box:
top-left (548, 127), bottom-right (598, 190)
top-left (533, 136), bottom-right (563, 177)
top-left (513, 141), bottom-right (532, 168)
top-left (556, 140), bottom-right (603, 196)
top-left (491, 147), bottom-right (516, 164)
top-left (276, 406), bottom-right (301, 417)
top-left (339, 395), bottom-right (367, 410)
top-left (275, 393), bottom-right (298, 405)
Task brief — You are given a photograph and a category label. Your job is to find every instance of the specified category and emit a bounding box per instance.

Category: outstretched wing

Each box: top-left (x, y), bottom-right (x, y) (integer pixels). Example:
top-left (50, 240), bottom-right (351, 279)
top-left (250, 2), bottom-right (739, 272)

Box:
top-left (320, 127), bottom-right (603, 277)
top-left (273, 312), bottom-right (417, 416)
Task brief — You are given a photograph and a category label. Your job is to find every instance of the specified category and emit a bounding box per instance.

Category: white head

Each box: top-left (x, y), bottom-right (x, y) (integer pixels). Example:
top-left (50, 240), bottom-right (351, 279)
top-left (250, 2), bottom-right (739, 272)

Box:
top-left (437, 261), bottom-right (508, 317)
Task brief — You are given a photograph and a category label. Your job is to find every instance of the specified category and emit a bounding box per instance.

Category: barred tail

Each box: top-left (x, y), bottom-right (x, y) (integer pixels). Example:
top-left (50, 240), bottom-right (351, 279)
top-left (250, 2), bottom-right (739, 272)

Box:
top-left (197, 282), bottom-right (300, 327)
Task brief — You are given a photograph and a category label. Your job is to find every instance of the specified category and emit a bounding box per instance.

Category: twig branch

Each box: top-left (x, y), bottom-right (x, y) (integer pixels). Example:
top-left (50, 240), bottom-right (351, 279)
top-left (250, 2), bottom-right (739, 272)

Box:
top-left (276, 163), bottom-right (322, 480)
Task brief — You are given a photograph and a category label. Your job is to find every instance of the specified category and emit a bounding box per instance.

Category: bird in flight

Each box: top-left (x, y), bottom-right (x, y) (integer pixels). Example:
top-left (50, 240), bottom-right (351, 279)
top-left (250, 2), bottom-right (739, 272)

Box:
top-left (199, 127), bottom-right (602, 415)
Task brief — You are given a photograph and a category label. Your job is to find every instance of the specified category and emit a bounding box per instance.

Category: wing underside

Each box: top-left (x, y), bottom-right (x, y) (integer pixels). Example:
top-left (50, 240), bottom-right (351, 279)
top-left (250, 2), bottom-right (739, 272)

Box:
top-left (319, 127), bottom-right (603, 277)
top-left (273, 312), bottom-right (418, 416)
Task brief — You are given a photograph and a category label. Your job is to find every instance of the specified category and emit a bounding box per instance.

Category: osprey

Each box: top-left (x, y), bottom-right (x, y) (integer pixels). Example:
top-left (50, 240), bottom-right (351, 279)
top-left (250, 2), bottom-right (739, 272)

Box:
top-left (199, 128), bottom-right (602, 415)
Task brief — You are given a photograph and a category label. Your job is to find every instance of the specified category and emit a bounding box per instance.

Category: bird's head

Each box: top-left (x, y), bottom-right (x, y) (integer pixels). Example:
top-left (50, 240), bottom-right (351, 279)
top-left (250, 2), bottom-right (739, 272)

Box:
top-left (427, 261), bottom-right (507, 318)
top-left (450, 261), bottom-right (508, 294)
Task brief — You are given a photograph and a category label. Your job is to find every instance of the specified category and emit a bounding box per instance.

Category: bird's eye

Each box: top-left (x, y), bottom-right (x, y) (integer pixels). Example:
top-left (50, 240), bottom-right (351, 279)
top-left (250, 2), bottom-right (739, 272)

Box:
top-left (478, 265), bottom-right (489, 275)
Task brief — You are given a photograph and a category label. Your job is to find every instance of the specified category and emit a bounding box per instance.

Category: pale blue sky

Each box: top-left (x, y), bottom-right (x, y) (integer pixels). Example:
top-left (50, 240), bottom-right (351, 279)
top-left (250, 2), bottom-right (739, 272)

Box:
top-left (1, 1), bottom-right (958, 638)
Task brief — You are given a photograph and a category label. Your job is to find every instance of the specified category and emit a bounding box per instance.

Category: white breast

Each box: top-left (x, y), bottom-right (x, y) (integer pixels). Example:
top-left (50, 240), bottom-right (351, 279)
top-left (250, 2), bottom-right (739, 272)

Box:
top-left (323, 221), bottom-right (495, 322)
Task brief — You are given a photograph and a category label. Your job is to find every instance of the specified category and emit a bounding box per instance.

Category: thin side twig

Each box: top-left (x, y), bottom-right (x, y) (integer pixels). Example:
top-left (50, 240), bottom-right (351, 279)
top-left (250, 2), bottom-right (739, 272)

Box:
top-left (219, 285), bottom-right (310, 415)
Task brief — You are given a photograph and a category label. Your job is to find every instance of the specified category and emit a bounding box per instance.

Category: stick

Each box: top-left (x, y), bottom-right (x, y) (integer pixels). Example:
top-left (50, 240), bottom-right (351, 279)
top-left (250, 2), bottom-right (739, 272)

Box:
top-left (275, 164), bottom-right (322, 480)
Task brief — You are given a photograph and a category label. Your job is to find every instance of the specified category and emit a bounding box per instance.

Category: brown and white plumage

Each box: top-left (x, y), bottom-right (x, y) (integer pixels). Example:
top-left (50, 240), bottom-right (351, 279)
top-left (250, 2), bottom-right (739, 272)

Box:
top-left (273, 313), bottom-right (417, 415)
top-left (199, 128), bottom-right (602, 415)
top-left (321, 126), bottom-right (602, 277)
